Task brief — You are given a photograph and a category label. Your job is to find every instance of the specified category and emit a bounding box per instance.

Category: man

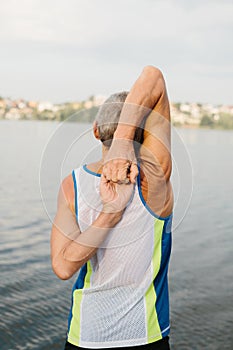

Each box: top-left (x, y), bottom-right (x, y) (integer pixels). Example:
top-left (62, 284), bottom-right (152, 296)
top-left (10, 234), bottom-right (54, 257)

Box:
top-left (51, 66), bottom-right (173, 350)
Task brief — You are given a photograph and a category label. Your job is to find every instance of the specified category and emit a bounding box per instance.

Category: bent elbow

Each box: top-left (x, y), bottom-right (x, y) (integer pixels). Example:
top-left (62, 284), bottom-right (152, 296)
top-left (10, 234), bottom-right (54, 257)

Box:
top-left (142, 66), bottom-right (166, 100)
top-left (51, 260), bottom-right (72, 281)
top-left (142, 65), bottom-right (163, 80)
top-left (55, 270), bottom-right (71, 281)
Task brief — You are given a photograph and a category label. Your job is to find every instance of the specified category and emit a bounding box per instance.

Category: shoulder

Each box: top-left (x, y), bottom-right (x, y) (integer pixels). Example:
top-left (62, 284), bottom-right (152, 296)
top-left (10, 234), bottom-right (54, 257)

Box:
top-left (59, 173), bottom-right (75, 214)
top-left (61, 173), bottom-right (74, 193)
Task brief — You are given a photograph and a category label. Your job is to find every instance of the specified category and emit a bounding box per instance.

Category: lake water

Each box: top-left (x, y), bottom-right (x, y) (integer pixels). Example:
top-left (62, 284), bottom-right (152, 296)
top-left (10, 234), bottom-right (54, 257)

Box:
top-left (0, 120), bottom-right (233, 350)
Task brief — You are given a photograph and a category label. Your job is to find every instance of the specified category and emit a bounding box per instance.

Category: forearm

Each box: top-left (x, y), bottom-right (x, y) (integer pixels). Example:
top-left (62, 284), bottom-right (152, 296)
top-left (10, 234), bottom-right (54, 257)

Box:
top-left (53, 211), bottom-right (121, 280)
top-left (63, 211), bottom-right (120, 261)
top-left (114, 66), bottom-right (165, 140)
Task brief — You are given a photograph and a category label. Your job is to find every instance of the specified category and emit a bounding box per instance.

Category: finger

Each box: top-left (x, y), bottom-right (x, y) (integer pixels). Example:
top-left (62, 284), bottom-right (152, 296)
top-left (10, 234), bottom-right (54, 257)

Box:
top-left (117, 163), bottom-right (129, 182)
top-left (103, 163), bottom-right (112, 181)
top-left (129, 163), bottom-right (139, 184)
top-left (111, 164), bottom-right (119, 183)
top-left (102, 164), bottom-right (108, 178)
top-left (117, 178), bottom-right (130, 185)
top-left (100, 174), bottom-right (108, 185)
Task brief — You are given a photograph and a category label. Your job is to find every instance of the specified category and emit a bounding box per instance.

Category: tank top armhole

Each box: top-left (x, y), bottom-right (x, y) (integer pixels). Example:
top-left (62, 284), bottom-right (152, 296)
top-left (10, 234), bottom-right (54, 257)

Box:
top-left (72, 169), bottom-right (78, 222)
top-left (136, 170), bottom-right (172, 221)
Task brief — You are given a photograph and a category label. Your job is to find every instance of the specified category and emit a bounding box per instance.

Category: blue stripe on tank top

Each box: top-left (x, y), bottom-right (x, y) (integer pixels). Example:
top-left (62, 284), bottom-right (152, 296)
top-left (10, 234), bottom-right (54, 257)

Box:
top-left (136, 166), bottom-right (172, 221)
top-left (83, 164), bottom-right (101, 177)
top-left (68, 171), bottom-right (88, 332)
top-left (67, 264), bottom-right (88, 332)
top-left (153, 218), bottom-right (172, 334)
top-left (72, 170), bottom-right (78, 221)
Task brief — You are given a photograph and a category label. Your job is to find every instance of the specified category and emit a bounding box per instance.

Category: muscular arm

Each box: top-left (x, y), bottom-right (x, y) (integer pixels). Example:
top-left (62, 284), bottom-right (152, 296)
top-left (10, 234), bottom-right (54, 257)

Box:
top-left (50, 173), bottom-right (133, 280)
top-left (50, 175), bottom-right (122, 280)
top-left (139, 112), bottom-right (173, 217)
top-left (114, 65), bottom-right (170, 139)
top-left (103, 65), bottom-right (173, 216)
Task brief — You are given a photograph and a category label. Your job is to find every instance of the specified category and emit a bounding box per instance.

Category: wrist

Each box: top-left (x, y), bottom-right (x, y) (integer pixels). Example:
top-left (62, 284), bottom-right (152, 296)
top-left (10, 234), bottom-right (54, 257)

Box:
top-left (98, 210), bottom-right (123, 227)
top-left (114, 126), bottom-right (136, 141)
top-left (104, 138), bottom-right (137, 164)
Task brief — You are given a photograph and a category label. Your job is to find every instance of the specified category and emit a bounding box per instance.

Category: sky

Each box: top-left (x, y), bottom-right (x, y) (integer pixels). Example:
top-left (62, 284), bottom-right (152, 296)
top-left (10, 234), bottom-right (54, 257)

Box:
top-left (0, 0), bottom-right (232, 104)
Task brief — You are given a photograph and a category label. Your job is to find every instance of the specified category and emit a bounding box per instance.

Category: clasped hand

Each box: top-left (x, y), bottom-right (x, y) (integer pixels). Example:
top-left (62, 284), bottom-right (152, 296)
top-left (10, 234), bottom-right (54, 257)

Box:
top-left (102, 139), bottom-right (138, 184)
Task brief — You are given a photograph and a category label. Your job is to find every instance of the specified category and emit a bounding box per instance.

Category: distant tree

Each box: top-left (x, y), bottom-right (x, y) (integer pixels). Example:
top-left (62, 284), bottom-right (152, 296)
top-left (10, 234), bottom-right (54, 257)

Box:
top-left (172, 121), bottom-right (182, 127)
top-left (174, 103), bottom-right (181, 110)
top-left (217, 113), bottom-right (233, 129)
top-left (200, 115), bottom-right (214, 127)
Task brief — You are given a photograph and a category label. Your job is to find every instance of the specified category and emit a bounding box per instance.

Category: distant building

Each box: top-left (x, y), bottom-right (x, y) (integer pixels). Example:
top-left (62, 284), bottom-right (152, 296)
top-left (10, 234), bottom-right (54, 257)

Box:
top-left (28, 101), bottom-right (38, 109)
top-left (219, 105), bottom-right (233, 115)
top-left (0, 95), bottom-right (231, 127)
top-left (71, 102), bottom-right (82, 109)
top-left (38, 102), bottom-right (54, 112)
top-left (84, 100), bottom-right (93, 109)
top-left (180, 103), bottom-right (191, 113)
top-left (0, 99), bottom-right (6, 109)
top-left (93, 95), bottom-right (106, 106)
top-left (5, 108), bottom-right (21, 120)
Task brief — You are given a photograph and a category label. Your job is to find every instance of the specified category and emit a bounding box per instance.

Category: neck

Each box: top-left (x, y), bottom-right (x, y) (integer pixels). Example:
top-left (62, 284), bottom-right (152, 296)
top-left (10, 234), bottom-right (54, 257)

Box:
top-left (102, 145), bottom-right (109, 161)
top-left (85, 145), bottom-right (109, 174)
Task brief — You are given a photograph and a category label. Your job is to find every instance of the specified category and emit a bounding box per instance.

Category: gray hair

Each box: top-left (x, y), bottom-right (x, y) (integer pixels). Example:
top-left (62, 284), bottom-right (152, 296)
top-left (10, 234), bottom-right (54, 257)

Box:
top-left (95, 91), bottom-right (144, 148)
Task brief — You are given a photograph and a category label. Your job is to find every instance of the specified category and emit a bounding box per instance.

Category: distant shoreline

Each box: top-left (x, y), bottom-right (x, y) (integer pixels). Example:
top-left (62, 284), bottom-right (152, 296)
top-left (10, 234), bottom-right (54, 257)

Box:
top-left (1, 96), bottom-right (233, 129)
top-left (1, 118), bottom-right (233, 131)
top-left (0, 96), bottom-right (233, 130)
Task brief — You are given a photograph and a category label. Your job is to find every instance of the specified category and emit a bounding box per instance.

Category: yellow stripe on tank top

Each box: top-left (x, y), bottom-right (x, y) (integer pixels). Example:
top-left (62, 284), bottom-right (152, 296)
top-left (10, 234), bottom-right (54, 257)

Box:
top-left (145, 219), bottom-right (164, 343)
top-left (68, 260), bottom-right (93, 346)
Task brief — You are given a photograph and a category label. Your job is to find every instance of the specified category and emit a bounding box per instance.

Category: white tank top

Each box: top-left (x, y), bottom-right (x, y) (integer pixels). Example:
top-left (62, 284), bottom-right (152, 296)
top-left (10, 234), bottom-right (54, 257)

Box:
top-left (67, 165), bottom-right (172, 348)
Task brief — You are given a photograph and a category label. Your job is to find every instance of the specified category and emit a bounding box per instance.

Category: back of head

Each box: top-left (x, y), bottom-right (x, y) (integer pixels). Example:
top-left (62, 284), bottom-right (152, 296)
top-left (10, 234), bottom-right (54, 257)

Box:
top-left (95, 92), bottom-right (144, 148)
